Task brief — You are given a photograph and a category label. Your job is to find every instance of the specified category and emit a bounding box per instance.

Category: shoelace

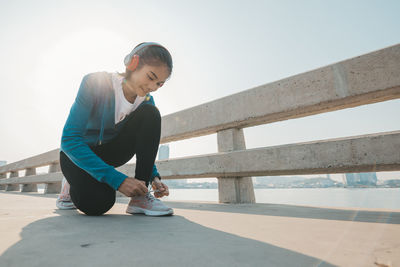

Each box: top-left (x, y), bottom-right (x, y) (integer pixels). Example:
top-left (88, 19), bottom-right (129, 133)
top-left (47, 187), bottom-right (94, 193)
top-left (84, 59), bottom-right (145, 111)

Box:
top-left (145, 192), bottom-right (156, 202)
top-left (58, 188), bottom-right (71, 201)
top-left (147, 182), bottom-right (161, 194)
top-left (146, 183), bottom-right (162, 202)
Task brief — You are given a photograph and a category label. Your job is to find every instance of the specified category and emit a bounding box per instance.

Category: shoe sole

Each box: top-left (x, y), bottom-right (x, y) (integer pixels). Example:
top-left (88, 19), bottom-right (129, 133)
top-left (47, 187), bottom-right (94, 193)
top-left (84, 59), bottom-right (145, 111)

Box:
top-left (57, 205), bottom-right (77, 210)
top-left (126, 205), bottom-right (174, 216)
top-left (56, 200), bottom-right (77, 210)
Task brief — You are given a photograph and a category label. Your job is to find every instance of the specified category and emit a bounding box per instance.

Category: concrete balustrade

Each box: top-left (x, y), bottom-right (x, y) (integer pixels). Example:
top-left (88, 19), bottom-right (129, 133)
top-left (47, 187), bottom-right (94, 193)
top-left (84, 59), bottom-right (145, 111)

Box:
top-left (160, 44), bottom-right (400, 143)
top-left (0, 43), bottom-right (399, 203)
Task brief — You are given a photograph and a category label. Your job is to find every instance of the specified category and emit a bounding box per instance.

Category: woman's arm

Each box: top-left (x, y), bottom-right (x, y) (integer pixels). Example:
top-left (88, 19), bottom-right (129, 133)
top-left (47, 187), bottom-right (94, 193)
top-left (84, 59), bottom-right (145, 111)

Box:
top-left (61, 73), bottom-right (128, 191)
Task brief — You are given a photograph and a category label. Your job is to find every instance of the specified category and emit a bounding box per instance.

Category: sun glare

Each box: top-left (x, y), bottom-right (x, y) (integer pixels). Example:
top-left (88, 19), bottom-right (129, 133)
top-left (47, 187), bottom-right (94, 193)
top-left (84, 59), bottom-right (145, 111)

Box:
top-left (29, 27), bottom-right (130, 118)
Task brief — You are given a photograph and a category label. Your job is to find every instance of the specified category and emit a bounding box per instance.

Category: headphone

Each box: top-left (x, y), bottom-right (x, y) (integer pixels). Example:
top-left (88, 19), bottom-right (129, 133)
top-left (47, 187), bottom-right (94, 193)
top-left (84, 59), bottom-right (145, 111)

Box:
top-left (124, 42), bottom-right (165, 72)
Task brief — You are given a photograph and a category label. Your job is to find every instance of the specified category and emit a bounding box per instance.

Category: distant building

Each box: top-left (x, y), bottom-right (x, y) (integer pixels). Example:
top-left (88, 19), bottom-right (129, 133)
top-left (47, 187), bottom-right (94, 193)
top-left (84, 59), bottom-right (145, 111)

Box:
top-left (158, 144), bottom-right (169, 160)
top-left (345, 172), bottom-right (377, 186)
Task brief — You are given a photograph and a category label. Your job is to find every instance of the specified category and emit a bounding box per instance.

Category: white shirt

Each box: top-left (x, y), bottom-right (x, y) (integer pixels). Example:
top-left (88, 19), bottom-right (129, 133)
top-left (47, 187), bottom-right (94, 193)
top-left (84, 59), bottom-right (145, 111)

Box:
top-left (111, 72), bottom-right (146, 124)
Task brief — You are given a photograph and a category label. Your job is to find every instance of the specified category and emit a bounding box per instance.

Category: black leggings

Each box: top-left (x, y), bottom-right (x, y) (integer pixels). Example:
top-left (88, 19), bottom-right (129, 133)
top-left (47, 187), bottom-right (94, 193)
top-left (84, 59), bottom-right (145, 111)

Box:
top-left (59, 104), bottom-right (161, 216)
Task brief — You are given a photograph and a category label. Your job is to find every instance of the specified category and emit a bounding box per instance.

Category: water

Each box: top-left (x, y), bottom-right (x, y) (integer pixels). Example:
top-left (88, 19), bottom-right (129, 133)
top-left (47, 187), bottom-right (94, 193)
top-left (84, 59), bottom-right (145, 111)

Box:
top-left (40, 187), bottom-right (400, 210)
top-left (160, 188), bottom-right (400, 210)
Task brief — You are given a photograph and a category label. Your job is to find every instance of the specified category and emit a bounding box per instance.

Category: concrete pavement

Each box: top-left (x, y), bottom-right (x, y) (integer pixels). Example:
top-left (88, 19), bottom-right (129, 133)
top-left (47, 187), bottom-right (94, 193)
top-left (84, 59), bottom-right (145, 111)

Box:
top-left (0, 192), bottom-right (399, 267)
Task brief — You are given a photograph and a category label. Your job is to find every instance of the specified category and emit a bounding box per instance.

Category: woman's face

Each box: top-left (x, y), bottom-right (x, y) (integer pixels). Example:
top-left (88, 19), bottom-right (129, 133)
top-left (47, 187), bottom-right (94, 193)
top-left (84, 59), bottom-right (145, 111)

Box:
top-left (126, 64), bottom-right (170, 97)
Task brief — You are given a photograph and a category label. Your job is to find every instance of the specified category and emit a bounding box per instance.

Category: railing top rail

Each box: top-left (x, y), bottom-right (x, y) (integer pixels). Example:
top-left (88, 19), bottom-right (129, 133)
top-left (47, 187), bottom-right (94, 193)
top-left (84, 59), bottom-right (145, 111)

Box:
top-left (0, 149), bottom-right (59, 175)
top-left (160, 43), bottom-right (400, 143)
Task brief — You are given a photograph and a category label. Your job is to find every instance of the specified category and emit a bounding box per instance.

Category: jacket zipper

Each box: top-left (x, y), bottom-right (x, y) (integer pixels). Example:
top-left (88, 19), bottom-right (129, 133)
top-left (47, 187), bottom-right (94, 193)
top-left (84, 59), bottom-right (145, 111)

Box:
top-left (98, 98), bottom-right (106, 145)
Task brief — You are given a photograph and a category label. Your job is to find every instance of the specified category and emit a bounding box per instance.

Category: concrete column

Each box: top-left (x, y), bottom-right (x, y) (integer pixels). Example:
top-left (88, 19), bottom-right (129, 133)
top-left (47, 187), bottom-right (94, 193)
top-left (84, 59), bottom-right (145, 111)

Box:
top-left (5, 171), bottom-right (20, 191)
top-left (216, 128), bottom-right (255, 203)
top-left (21, 168), bottom-right (38, 192)
top-left (0, 173), bottom-right (6, 190)
top-left (44, 163), bottom-right (61, 194)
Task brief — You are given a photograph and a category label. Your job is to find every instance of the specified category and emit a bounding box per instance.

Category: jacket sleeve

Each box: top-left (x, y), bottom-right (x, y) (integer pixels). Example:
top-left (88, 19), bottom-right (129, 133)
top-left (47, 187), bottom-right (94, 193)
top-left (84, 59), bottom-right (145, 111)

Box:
top-left (147, 94), bottom-right (161, 183)
top-left (60, 74), bottom-right (128, 190)
top-left (151, 164), bottom-right (161, 183)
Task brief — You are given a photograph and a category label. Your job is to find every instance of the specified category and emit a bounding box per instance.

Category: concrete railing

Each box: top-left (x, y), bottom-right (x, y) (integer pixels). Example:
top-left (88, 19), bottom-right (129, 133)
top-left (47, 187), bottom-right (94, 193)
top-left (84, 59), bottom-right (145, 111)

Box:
top-left (1, 43), bottom-right (400, 203)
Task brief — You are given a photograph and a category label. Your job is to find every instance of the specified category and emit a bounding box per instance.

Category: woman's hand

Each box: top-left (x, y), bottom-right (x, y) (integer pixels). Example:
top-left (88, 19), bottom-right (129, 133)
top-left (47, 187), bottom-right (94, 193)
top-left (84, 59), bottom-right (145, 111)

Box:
top-left (118, 177), bottom-right (148, 197)
top-left (151, 177), bottom-right (169, 198)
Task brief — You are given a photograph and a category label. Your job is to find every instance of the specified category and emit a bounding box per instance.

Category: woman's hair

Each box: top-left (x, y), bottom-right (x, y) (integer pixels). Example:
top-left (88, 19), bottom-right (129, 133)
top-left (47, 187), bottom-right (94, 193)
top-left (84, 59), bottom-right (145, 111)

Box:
top-left (117, 42), bottom-right (173, 81)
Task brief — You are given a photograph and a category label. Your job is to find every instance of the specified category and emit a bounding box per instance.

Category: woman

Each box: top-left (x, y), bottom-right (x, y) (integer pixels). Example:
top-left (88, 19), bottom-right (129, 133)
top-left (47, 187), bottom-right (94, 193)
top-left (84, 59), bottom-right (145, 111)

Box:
top-left (57, 42), bottom-right (173, 216)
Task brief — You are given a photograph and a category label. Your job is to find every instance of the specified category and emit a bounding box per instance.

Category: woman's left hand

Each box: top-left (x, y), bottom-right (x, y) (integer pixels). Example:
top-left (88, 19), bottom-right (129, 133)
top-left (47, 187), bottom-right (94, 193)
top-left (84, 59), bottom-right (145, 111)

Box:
top-left (151, 177), bottom-right (169, 198)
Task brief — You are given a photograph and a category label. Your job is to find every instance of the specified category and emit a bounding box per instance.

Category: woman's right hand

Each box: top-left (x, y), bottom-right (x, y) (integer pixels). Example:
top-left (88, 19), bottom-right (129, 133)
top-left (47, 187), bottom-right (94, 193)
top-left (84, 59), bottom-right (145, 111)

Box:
top-left (117, 177), bottom-right (148, 197)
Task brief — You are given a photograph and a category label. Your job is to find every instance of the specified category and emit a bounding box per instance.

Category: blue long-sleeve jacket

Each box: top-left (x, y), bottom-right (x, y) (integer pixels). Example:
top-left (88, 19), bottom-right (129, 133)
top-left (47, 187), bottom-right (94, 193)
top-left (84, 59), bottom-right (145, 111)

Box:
top-left (60, 71), bottom-right (161, 191)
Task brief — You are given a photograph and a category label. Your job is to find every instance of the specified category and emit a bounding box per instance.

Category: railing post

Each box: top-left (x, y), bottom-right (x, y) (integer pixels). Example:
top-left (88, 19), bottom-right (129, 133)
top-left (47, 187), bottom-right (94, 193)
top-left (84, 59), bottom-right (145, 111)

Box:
top-left (216, 128), bottom-right (256, 203)
top-left (21, 167), bottom-right (38, 192)
top-left (44, 162), bottom-right (61, 194)
top-left (6, 171), bottom-right (20, 191)
top-left (0, 173), bottom-right (6, 190)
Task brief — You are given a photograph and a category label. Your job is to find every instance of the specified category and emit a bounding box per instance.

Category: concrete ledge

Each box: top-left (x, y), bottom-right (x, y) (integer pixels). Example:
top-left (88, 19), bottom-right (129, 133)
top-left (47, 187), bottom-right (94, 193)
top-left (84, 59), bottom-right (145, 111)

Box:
top-left (0, 172), bottom-right (63, 185)
top-left (0, 149), bottom-right (59, 174)
top-left (1, 130), bottom-right (399, 186)
top-left (121, 130), bottom-right (400, 178)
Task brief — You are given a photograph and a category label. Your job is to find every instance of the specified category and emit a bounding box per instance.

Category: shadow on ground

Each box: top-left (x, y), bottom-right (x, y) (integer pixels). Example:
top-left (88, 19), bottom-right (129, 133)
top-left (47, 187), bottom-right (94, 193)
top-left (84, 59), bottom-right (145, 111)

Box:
top-left (139, 200), bottom-right (400, 225)
top-left (0, 192), bottom-right (341, 267)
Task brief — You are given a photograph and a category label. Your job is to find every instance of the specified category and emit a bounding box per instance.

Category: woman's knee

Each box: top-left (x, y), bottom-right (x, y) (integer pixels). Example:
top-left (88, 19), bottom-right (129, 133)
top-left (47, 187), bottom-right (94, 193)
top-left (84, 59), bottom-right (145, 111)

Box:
top-left (80, 197), bottom-right (115, 216)
top-left (71, 187), bottom-right (116, 216)
top-left (138, 104), bottom-right (161, 121)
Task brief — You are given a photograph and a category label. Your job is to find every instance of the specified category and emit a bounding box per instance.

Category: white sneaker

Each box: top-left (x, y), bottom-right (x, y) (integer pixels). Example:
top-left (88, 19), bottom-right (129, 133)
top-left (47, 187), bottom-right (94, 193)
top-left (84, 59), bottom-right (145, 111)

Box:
top-left (56, 197), bottom-right (77, 210)
top-left (126, 192), bottom-right (173, 216)
top-left (56, 177), bottom-right (76, 210)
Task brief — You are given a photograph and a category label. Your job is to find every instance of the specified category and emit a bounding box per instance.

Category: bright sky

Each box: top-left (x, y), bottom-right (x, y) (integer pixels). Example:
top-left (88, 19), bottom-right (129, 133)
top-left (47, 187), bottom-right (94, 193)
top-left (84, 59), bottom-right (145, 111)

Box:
top-left (0, 0), bottom-right (399, 182)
